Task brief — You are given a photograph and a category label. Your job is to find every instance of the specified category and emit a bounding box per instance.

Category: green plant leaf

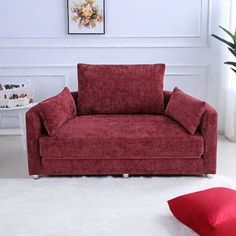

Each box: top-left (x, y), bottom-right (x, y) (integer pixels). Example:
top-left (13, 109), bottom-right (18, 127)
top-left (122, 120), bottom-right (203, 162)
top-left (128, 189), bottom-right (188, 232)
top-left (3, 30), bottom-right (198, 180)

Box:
top-left (219, 26), bottom-right (236, 44)
top-left (212, 34), bottom-right (235, 49)
top-left (225, 61), bottom-right (236, 67)
top-left (228, 48), bottom-right (236, 57)
top-left (219, 26), bottom-right (234, 38)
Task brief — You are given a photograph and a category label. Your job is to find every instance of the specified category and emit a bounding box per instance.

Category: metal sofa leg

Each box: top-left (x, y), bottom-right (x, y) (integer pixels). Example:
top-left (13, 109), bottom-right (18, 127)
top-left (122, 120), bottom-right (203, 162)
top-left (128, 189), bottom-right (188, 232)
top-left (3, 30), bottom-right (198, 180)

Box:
top-left (123, 173), bottom-right (129, 178)
top-left (31, 175), bottom-right (40, 180)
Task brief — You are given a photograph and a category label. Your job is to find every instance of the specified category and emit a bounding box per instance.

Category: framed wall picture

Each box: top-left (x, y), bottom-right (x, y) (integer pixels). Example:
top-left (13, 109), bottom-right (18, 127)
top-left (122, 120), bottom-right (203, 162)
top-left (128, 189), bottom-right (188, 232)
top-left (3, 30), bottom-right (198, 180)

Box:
top-left (67, 0), bottom-right (105, 34)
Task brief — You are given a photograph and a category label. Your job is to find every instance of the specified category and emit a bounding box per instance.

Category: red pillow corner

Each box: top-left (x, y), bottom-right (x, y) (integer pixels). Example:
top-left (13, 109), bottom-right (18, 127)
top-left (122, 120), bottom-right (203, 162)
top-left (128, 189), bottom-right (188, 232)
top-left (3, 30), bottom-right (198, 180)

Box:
top-left (168, 187), bottom-right (236, 236)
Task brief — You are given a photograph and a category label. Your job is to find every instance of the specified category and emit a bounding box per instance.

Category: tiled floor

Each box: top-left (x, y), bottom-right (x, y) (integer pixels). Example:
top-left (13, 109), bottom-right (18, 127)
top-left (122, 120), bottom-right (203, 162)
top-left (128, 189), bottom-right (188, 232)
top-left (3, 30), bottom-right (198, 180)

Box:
top-left (0, 135), bottom-right (235, 178)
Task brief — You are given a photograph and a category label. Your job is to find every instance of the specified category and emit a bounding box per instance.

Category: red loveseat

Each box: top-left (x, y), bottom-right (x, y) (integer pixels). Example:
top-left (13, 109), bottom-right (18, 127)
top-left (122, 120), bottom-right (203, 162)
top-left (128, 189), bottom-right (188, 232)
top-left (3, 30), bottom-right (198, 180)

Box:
top-left (26, 64), bottom-right (217, 178)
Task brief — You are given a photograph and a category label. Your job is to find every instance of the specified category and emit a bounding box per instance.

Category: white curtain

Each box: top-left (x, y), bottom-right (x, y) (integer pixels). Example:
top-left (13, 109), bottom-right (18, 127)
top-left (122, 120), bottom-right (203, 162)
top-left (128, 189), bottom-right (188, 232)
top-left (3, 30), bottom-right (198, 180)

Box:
top-left (224, 0), bottom-right (236, 141)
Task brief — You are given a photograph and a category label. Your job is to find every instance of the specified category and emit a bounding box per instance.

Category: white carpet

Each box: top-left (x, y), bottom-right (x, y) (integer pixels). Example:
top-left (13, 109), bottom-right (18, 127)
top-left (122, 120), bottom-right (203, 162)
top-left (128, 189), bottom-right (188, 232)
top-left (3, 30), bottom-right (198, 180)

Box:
top-left (1, 176), bottom-right (235, 236)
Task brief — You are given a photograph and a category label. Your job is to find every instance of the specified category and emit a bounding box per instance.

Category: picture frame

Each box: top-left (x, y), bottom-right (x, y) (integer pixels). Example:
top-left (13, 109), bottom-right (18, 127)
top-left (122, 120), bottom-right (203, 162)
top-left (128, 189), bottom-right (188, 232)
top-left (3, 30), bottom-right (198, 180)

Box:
top-left (67, 0), bottom-right (105, 35)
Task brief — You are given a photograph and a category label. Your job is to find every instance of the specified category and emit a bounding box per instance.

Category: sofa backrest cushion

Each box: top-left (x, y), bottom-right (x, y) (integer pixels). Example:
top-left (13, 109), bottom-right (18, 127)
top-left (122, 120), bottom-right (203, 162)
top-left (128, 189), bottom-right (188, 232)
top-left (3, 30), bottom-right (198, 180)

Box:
top-left (77, 64), bottom-right (166, 115)
top-left (165, 87), bottom-right (206, 134)
top-left (39, 87), bottom-right (76, 136)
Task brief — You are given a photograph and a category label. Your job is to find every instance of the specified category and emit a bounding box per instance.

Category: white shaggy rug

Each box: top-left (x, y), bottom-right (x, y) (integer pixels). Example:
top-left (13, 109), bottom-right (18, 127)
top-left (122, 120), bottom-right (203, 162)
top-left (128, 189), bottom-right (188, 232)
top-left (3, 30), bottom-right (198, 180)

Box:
top-left (1, 175), bottom-right (235, 236)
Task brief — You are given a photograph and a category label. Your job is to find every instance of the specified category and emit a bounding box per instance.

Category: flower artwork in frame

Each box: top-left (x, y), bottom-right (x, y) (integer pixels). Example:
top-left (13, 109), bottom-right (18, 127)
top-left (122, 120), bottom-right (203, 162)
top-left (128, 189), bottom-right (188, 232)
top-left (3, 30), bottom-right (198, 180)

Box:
top-left (67, 0), bottom-right (105, 34)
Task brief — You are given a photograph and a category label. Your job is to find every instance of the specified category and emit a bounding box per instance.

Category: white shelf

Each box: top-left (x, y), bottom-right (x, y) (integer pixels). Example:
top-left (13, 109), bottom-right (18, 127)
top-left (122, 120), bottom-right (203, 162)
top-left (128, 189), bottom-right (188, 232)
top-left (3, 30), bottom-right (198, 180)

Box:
top-left (0, 103), bottom-right (37, 111)
top-left (0, 103), bottom-right (38, 150)
top-left (0, 128), bottom-right (22, 136)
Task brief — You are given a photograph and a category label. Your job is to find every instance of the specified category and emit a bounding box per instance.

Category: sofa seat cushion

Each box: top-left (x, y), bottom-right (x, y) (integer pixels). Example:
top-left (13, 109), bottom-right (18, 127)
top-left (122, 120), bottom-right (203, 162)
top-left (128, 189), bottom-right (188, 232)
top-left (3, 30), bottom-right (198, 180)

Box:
top-left (39, 115), bottom-right (204, 159)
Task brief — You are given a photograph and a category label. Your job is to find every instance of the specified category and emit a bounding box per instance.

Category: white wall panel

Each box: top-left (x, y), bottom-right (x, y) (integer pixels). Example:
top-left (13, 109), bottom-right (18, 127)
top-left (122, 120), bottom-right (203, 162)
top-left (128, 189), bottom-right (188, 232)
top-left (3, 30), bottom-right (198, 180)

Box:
top-left (0, 0), bottom-right (66, 37)
top-left (0, 0), bottom-right (203, 38)
top-left (165, 66), bottom-right (208, 100)
top-left (107, 0), bottom-right (202, 37)
top-left (0, 0), bottom-right (209, 47)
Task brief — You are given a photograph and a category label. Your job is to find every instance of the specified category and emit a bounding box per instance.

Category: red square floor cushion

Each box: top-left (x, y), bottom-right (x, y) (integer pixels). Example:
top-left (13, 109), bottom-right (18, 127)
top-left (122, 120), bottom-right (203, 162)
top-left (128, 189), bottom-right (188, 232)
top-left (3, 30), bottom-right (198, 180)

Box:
top-left (168, 187), bottom-right (236, 236)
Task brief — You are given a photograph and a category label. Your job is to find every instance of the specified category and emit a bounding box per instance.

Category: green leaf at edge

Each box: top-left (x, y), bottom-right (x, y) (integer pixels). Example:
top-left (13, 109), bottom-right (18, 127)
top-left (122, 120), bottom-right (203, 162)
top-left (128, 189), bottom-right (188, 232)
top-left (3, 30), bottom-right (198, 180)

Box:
top-left (219, 26), bottom-right (236, 45)
top-left (224, 61), bottom-right (236, 67)
top-left (228, 48), bottom-right (236, 58)
top-left (212, 34), bottom-right (235, 49)
top-left (219, 26), bottom-right (234, 37)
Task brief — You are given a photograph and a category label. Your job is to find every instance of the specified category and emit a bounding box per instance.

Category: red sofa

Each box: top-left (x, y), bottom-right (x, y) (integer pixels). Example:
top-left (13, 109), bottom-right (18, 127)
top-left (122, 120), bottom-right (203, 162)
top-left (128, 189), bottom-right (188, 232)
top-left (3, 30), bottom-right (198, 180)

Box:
top-left (26, 64), bottom-right (217, 178)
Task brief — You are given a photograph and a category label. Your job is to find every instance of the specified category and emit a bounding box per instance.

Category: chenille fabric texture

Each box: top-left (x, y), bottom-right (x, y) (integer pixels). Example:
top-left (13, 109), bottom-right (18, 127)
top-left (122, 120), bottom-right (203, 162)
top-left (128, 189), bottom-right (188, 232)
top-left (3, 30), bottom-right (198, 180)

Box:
top-left (39, 115), bottom-right (204, 159)
top-left (165, 87), bottom-right (206, 134)
top-left (77, 64), bottom-right (166, 115)
top-left (26, 91), bottom-right (217, 176)
top-left (38, 87), bottom-right (76, 136)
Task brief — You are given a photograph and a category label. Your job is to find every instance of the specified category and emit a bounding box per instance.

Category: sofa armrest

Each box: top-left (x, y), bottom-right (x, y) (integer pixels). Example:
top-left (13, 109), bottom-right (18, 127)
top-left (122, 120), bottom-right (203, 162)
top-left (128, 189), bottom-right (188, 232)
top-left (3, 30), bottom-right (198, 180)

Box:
top-left (164, 89), bottom-right (217, 173)
top-left (199, 103), bottom-right (218, 174)
top-left (26, 104), bottom-right (45, 175)
top-left (26, 90), bottom-right (78, 175)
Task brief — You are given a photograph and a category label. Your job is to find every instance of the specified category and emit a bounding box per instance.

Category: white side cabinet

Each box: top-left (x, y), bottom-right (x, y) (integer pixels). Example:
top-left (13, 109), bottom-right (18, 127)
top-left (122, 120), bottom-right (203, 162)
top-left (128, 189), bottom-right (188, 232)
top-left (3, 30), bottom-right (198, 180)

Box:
top-left (0, 103), bottom-right (38, 151)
